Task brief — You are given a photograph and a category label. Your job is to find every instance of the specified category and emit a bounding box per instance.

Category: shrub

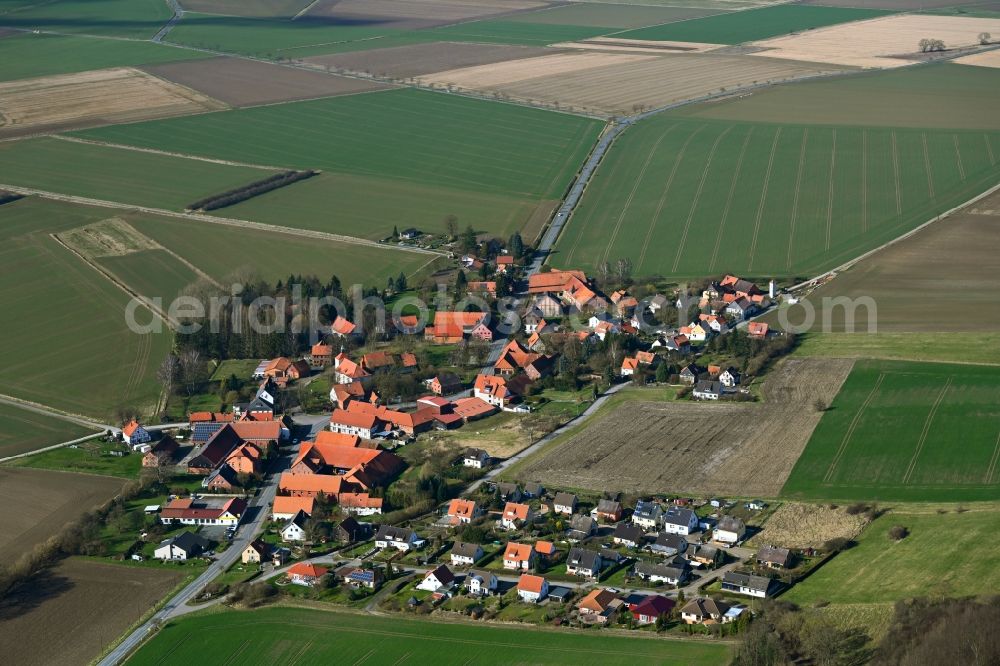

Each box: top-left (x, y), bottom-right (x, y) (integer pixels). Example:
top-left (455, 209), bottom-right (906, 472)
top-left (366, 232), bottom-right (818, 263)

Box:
top-left (187, 170), bottom-right (317, 211)
top-left (889, 525), bottom-right (909, 541)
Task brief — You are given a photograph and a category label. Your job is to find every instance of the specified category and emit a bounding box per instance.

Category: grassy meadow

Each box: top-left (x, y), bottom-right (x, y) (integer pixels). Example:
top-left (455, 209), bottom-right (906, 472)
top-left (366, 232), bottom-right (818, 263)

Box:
top-left (559, 116), bottom-right (1000, 279)
top-left (129, 607), bottom-right (733, 665)
top-left (782, 360), bottom-right (1000, 502)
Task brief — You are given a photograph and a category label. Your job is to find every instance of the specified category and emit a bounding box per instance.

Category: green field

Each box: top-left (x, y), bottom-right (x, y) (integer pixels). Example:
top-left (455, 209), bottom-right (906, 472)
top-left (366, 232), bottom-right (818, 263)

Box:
top-left (176, 0), bottom-right (314, 18)
top-left (9, 439), bottom-right (143, 477)
top-left (0, 0), bottom-right (174, 39)
top-left (792, 332), bottom-right (1000, 366)
top-left (130, 607), bottom-right (733, 665)
top-left (784, 506), bottom-right (1000, 605)
top-left (99, 249), bottom-right (201, 302)
top-left (0, 33), bottom-right (205, 82)
top-left (560, 116), bottom-right (1000, 278)
top-left (0, 138), bottom-right (277, 211)
top-left (615, 4), bottom-right (891, 43)
top-left (673, 64), bottom-right (1000, 131)
top-left (0, 402), bottom-right (96, 458)
top-left (423, 19), bottom-right (612, 46)
top-left (0, 198), bottom-right (172, 418)
top-left (75, 88), bottom-right (602, 237)
top-left (782, 360), bottom-right (1000, 502)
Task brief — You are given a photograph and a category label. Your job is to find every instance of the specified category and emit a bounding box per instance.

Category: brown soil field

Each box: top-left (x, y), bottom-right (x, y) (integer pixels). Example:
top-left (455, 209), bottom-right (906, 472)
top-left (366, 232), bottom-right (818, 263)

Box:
top-left (303, 41), bottom-right (561, 79)
top-left (954, 48), bottom-right (1000, 69)
top-left (305, 0), bottom-right (548, 30)
top-left (764, 187), bottom-right (1000, 332)
top-left (0, 558), bottom-right (185, 666)
top-left (0, 67), bottom-right (225, 137)
top-left (422, 51), bottom-right (843, 116)
top-left (747, 502), bottom-right (870, 549)
top-left (515, 357), bottom-right (855, 497)
top-left (0, 467), bottom-right (122, 562)
top-left (750, 14), bottom-right (1000, 68)
top-left (141, 56), bottom-right (388, 107)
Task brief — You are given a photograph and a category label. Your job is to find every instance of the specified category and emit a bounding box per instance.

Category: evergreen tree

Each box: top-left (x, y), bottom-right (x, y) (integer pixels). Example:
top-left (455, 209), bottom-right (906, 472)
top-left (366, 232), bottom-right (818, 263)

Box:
top-left (395, 272), bottom-right (407, 292)
top-left (393, 224), bottom-right (399, 238)
top-left (508, 231), bottom-right (524, 259)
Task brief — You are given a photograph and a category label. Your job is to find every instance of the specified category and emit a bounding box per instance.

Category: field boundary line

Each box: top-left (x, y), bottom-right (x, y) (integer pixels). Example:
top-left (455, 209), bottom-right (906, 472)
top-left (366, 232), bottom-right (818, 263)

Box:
top-left (822, 372), bottom-right (885, 483)
top-left (902, 376), bottom-right (953, 484)
top-left (984, 429), bottom-right (1000, 484)
top-left (922, 133), bottom-right (936, 198)
top-left (671, 125), bottom-right (733, 273)
top-left (637, 125), bottom-right (705, 272)
top-left (50, 135), bottom-right (288, 171)
top-left (392, 653), bottom-right (412, 666)
top-left (596, 126), bottom-right (675, 266)
top-left (710, 127), bottom-right (753, 273)
top-left (986, 134), bottom-right (996, 166)
top-left (747, 127), bottom-right (781, 272)
top-left (292, 0), bottom-right (321, 20)
top-left (0, 184), bottom-right (444, 257)
top-left (786, 128), bottom-right (808, 269)
top-left (953, 134), bottom-right (966, 181)
top-left (824, 128), bottom-right (836, 252)
top-left (0, 394), bottom-right (105, 433)
top-left (861, 129), bottom-right (868, 233)
top-left (891, 130), bottom-right (902, 215)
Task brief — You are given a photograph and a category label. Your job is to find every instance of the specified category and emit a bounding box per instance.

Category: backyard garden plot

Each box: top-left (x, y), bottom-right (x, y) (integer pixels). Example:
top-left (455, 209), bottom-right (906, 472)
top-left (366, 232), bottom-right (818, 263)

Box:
top-left (614, 4), bottom-right (892, 44)
top-left (303, 41), bottom-right (561, 79)
top-left (513, 358), bottom-right (854, 497)
top-left (0, 402), bottom-right (96, 459)
top-left (672, 63), bottom-right (1000, 130)
top-left (74, 88), bottom-right (601, 234)
top-left (782, 360), bottom-right (1000, 502)
top-left (0, 0), bottom-right (174, 39)
top-left (0, 198), bottom-right (173, 417)
top-left (128, 607), bottom-right (732, 665)
top-left (140, 57), bottom-right (389, 108)
top-left (747, 13), bottom-right (1000, 68)
top-left (559, 116), bottom-right (1000, 278)
top-left (421, 51), bottom-right (842, 116)
top-left (0, 137), bottom-right (278, 211)
top-left (783, 506), bottom-right (1000, 605)
top-left (0, 67), bottom-right (225, 137)
top-left (0, 558), bottom-right (186, 666)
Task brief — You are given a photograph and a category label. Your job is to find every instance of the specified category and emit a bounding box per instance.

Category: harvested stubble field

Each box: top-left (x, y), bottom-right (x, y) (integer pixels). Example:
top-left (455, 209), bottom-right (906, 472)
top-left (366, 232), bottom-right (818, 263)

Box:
top-left (615, 4), bottom-right (891, 44)
top-left (560, 115), bottom-right (1000, 278)
top-left (747, 502), bottom-right (869, 549)
top-left (762, 187), bottom-right (1000, 333)
top-left (304, 41), bottom-right (562, 78)
top-left (0, 67), bottom-right (225, 137)
top-left (422, 51), bottom-right (843, 116)
top-left (0, 33), bottom-right (207, 82)
top-left (954, 48), bottom-right (1000, 69)
top-left (129, 606), bottom-right (732, 665)
top-left (0, 198), bottom-right (173, 417)
top-left (141, 57), bottom-right (389, 107)
top-left (0, 558), bottom-right (186, 666)
top-left (0, 467), bottom-right (122, 561)
top-left (514, 358), bottom-right (854, 497)
top-left (782, 360), bottom-right (1000, 502)
top-left (748, 13), bottom-right (1000, 68)
top-left (0, 403), bottom-right (95, 459)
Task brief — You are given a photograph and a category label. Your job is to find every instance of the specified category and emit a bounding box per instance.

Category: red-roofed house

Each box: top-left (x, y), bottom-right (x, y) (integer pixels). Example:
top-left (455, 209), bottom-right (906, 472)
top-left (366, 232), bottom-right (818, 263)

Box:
top-left (310, 343), bottom-right (333, 369)
top-left (447, 498), bottom-right (481, 525)
top-left (503, 542), bottom-right (537, 571)
top-left (288, 562), bottom-right (328, 586)
top-left (160, 497), bottom-right (246, 526)
top-left (330, 316), bottom-right (357, 338)
top-left (517, 574), bottom-right (548, 603)
top-left (748, 321), bottom-right (769, 338)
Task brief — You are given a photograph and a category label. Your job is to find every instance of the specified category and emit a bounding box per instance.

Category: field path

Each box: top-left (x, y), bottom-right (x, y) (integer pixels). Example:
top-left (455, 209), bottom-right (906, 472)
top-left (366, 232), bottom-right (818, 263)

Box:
top-left (922, 133), bottom-right (936, 198)
top-left (985, 429), bottom-right (1000, 484)
top-left (953, 134), bottom-right (966, 181)
top-left (823, 372), bottom-right (885, 483)
top-left (51, 135), bottom-right (286, 171)
top-left (824, 128), bottom-right (836, 251)
top-left (986, 134), bottom-right (996, 166)
top-left (861, 129), bottom-right (868, 233)
top-left (637, 125), bottom-right (705, 272)
top-left (671, 125), bottom-right (732, 273)
top-left (787, 128), bottom-right (809, 269)
top-left (747, 127), bottom-right (781, 272)
top-left (891, 131), bottom-right (902, 215)
top-left (902, 376), bottom-right (953, 484)
top-left (710, 127), bottom-right (753, 273)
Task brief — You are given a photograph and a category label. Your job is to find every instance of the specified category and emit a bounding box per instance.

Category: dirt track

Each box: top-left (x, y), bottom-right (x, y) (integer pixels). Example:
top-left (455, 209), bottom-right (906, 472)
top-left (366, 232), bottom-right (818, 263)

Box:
top-left (515, 357), bottom-right (855, 497)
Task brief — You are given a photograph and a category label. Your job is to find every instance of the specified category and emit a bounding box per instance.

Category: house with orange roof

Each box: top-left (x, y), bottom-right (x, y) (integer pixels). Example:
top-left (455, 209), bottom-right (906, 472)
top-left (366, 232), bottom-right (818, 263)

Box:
top-left (446, 498), bottom-right (481, 525)
top-left (473, 374), bottom-right (517, 409)
top-left (577, 588), bottom-right (622, 624)
top-left (310, 343), bottom-right (333, 369)
top-left (503, 542), bottom-right (537, 571)
top-left (516, 574), bottom-right (548, 603)
top-left (501, 502), bottom-right (533, 530)
top-left (337, 492), bottom-right (383, 516)
top-left (278, 472), bottom-right (344, 498)
top-left (121, 420), bottom-right (151, 448)
top-left (333, 354), bottom-right (371, 386)
top-left (396, 314), bottom-right (420, 332)
top-left (467, 281), bottom-right (497, 297)
top-left (330, 380), bottom-right (368, 409)
top-left (271, 496), bottom-right (315, 521)
top-left (330, 408), bottom-right (385, 439)
top-left (450, 397), bottom-right (498, 422)
top-left (160, 497), bottom-right (247, 526)
top-left (748, 321), bottom-right (769, 338)
top-left (620, 350), bottom-right (660, 377)
top-left (424, 311), bottom-right (488, 344)
top-left (330, 316), bottom-right (357, 338)
top-left (288, 562), bottom-right (329, 586)
top-left (225, 442), bottom-right (263, 475)
top-left (495, 255), bottom-right (515, 272)
top-left (534, 540), bottom-right (557, 561)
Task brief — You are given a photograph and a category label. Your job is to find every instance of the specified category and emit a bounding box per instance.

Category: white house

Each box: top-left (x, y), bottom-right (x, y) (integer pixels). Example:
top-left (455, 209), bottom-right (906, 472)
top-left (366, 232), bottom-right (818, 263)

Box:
top-left (632, 500), bottom-right (662, 529)
top-left (154, 532), bottom-right (208, 561)
top-left (416, 564), bottom-right (456, 593)
top-left (553, 492), bottom-right (577, 515)
top-left (466, 570), bottom-right (498, 597)
top-left (121, 420), bottom-right (151, 448)
top-left (500, 502), bottom-right (533, 530)
top-left (375, 525), bottom-right (424, 552)
top-left (719, 369), bottom-right (741, 387)
top-left (692, 380), bottom-right (722, 400)
top-left (661, 507), bottom-right (698, 536)
top-left (281, 510), bottom-right (309, 542)
top-left (463, 449), bottom-right (490, 469)
top-left (721, 572), bottom-right (773, 598)
top-left (450, 542), bottom-right (483, 567)
top-left (517, 574), bottom-right (548, 603)
top-left (714, 517), bottom-right (746, 545)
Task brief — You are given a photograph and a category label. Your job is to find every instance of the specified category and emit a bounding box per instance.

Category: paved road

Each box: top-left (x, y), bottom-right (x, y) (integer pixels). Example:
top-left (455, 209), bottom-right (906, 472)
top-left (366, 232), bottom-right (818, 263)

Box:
top-left (152, 0), bottom-right (183, 43)
top-left (99, 451), bottom-right (290, 665)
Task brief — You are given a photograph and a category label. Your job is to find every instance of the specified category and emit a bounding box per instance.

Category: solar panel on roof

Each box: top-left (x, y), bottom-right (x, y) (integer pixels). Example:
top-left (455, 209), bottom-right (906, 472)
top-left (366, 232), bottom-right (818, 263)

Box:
top-left (192, 422), bottom-right (223, 442)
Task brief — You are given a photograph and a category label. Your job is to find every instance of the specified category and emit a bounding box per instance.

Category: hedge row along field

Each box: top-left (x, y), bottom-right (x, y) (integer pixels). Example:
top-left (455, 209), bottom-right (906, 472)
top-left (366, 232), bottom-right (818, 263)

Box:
top-left (560, 116), bottom-right (1000, 279)
top-left (782, 359), bottom-right (1000, 502)
top-left (187, 169), bottom-right (316, 211)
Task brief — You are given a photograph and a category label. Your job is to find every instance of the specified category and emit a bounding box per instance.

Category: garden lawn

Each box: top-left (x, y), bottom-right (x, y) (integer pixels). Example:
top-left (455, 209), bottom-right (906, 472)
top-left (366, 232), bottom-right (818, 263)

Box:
top-left (614, 5), bottom-right (892, 44)
top-left (129, 606), bottom-right (732, 665)
top-left (0, 137), bottom-right (278, 211)
top-left (782, 360), bottom-right (1000, 502)
top-left (784, 506), bottom-right (1000, 605)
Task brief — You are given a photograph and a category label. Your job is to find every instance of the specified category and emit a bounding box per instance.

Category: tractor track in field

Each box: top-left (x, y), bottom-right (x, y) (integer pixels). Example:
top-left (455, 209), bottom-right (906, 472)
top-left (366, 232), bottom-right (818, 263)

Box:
top-left (787, 128), bottom-right (809, 269)
top-left (747, 127), bottom-right (781, 271)
top-left (824, 128), bottom-right (836, 251)
top-left (671, 125), bottom-right (732, 274)
top-left (710, 127), bottom-right (753, 274)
